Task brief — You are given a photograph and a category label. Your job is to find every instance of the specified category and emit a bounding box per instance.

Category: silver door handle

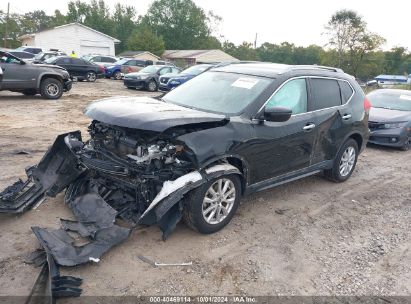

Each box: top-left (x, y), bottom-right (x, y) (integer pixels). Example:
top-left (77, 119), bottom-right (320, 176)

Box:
top-left (303, 123), bottom-right (316, 131)
top-left (342, 114), bottom-right (352, 120)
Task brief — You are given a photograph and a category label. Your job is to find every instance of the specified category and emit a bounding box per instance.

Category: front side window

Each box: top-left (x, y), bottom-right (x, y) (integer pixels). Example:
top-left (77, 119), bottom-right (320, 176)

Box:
top-left (164, 71), bottom-right (272, 115)
top-left (56, 58), bottom-right (71, 64)
top-left (265, 79), bottom-right (308, 115)
top-left (310, 78), bottom-right (342, 111)
top-left (159, 67), bottom-right (171, 75)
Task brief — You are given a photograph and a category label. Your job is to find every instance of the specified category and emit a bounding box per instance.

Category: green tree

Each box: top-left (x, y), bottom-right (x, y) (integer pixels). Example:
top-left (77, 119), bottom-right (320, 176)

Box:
top-left (223, 41), bottom-right (259, 61)
top-left (126, 25), bottom-right (165, 56)
top-left (112, 4), bottom-right (137, 53)
top-left (142, 0), bottom-right (221, 49)
top-left (325, 9), bottom-right (385, 76)
top-left (19, 10), bottom-right (52, 34)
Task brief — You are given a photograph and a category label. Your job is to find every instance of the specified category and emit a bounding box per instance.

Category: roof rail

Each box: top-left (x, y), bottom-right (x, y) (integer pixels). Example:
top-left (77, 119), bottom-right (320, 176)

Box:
top-left (213, 60), bottom-right (260, 68)
top-left (290, 65), bottom-right (344, 73)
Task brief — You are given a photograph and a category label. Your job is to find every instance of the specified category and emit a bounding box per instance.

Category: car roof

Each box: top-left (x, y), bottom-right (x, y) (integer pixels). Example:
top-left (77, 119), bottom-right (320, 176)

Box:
top-left (212, 62), bottom-right (345, 78)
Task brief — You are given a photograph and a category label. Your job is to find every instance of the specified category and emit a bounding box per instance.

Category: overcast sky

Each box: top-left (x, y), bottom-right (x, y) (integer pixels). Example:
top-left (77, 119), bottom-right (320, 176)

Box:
top-left (4, 0), bottom-right (411, 50)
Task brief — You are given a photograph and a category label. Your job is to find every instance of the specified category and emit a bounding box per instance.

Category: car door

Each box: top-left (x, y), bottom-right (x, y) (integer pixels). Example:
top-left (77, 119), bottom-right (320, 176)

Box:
top-left (70, 58), bottom-right (89, 77)
top-left (0, 55), bottom-right (32, 89)
top-left (55, 58), bottom-right (73, 75)
top-left (248, 77), bottom-right (317, 182)
top-left (308, 77), bottom-right (354, 163)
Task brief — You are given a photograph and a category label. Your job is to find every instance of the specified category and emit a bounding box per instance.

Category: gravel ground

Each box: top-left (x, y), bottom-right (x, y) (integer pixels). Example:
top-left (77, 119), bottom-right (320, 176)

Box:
top-left (0, 79), bottom-right (410, 299)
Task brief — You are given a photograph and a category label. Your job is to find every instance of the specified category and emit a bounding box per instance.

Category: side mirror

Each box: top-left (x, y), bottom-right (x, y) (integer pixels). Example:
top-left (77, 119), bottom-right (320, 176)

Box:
top-left (263, 107), bottom-right (292, 122)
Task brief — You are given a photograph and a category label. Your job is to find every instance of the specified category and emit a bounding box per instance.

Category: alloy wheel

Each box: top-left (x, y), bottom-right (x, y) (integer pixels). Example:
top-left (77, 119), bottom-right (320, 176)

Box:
top-left (202, 178), bottom-right (236, 225)
top-left (45, 83), bottom-right (59, 97)
top-left (339, 146), bottom-right (356, 177)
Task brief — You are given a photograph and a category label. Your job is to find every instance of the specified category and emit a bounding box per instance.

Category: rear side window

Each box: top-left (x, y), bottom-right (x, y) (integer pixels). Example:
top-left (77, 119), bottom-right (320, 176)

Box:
top-left (339, 80), bottom-right (354, 104)
top-left (72, 58), bottom-right (84, 65)
top-left (309, 78), bottom-right (342, 111)
top-left (135, 60), bottom-right (146, 67)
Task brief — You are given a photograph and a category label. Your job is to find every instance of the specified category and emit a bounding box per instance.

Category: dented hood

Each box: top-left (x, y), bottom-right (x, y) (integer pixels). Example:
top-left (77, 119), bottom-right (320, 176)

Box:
top-left (85, 96), bottom-right (226, 132)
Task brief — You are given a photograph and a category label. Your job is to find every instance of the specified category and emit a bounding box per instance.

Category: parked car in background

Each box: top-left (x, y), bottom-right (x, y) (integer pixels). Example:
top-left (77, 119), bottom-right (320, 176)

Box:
top-left (15, 46), bottom-right (43, 55)
top-left (367, 89), bottom-right (411, 150)
top-left (45, 56), bottom-right (105, 82)
top-left (32, 50), bottom-right (66, 63)
top-left (82, 55), bottom-right (118, 68)
top-left (159, 64), bottom-right (213, 91)
top-left (105, 58), bottom-right (152, 80)
top-left (0, 51), bottom-right (72, 99)
top-left (9, 51), bottom-right (35, 59)
top-left (123, 65), bottom-right (181, 91)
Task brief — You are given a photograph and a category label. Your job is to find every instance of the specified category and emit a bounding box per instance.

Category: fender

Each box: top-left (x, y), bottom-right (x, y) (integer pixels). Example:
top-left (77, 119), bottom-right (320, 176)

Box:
top-left (199, 153), bottom-right (250, 185)
top-left (36, 72), bottom-right (64, 88)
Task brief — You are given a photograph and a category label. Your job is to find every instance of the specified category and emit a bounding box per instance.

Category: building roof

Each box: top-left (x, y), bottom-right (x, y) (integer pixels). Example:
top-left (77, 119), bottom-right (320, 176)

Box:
top-left (18, 22), bottom-right (120, 43)
top-left (163, 49), bottom-right (238, 62)
top-left (118, 51), bottom-right (160, 59)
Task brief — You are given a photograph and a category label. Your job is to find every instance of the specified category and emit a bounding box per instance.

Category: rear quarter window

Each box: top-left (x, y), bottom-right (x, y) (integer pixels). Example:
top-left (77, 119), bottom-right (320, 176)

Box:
top-left (339, 80), bottom-right (354, 104)
top-left (309, 78), bottom-right (342, 111)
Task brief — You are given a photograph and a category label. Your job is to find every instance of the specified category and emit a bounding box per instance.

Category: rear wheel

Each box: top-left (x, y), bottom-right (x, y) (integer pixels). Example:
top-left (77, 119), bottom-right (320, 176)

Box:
top-left (86, 71), bottom-right (97, 82)
top-left (23, 89), bottom-right (37, 96)
top-left (113, 71), bottom-right (122, 80)
top-left (40, 78), bottom-right (63, 100)
top-left (324, 138), bottom-right (358, 182)
top-left (183, 174), bottom-right (241, 234)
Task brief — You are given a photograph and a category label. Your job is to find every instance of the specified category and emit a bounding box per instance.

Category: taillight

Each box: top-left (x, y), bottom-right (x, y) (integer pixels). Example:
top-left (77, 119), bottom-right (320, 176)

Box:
top-left (128, 67), bottom-right (132, 73)
top-left (364, 97), bottom-right (371, 111)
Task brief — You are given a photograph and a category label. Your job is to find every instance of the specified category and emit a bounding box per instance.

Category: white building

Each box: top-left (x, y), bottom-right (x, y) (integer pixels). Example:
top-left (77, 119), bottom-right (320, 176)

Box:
top-left (19, 23), bottom-right (120, 56)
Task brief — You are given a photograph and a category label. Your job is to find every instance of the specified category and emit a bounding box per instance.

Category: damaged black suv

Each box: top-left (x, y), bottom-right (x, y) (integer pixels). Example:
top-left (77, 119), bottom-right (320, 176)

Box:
top-left (1, 63), bottom-right (369, 238)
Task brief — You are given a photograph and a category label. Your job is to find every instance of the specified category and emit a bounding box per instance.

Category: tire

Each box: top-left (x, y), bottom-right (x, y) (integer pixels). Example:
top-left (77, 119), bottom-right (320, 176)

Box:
top-left (113, 71), bottom-right (122, 80)
top-left (183, 174), bottom-right (241, 234)
top-left (86, 71), bottom-right (97, 82)
top-left (23, 89), bottom-right (37, 96)
top-left (324, 138), bottom-right (359, 182)
top-left (401, 138), bottom-right (410, 151)
top-left (126, 86), bottom-right (135, 90)
top-left (147, 80), bottom-right (158, 92)
top-left (40, 78), bottom-right (63, 100)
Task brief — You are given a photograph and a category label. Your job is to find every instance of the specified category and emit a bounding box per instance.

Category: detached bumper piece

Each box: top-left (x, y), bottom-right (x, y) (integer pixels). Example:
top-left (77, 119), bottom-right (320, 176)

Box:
top-left (0, 131), bottom-right (85, 214)
top-left (27, 250), bottom-right (82, 304)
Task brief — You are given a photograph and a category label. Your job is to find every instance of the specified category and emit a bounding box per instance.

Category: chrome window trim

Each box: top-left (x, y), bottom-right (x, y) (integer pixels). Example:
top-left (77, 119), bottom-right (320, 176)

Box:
top-left (254, 76), bottom-right (356, 119)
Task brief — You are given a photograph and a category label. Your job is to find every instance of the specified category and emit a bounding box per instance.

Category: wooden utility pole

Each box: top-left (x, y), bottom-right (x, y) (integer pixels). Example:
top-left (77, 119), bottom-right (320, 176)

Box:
top-left (3, 2), bottom-right (10, 48)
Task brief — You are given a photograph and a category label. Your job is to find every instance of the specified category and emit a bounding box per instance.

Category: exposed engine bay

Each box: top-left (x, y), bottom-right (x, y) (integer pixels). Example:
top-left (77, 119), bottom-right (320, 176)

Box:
top-left (0, 121), bottom-right (240, 293)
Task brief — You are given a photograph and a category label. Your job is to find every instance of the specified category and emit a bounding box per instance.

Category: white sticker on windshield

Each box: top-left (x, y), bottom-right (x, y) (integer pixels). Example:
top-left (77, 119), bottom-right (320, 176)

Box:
top-left (231, 77), bottom-right (259, 89)
top-left (400, 94), bottom-right (411, 101)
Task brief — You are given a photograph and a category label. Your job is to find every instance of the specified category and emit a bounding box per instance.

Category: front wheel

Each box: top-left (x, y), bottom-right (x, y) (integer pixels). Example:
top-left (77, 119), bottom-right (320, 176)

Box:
top-left (183, 174), bottom-right (241, 234)
top-left (113, 71), bottom-right (122, 80)
top-left (40, 78), bottom-right (63, 99)
top-left (86, 71), bottom-right (97, 82)
top-left (324, 138), bottom-right (358, 182)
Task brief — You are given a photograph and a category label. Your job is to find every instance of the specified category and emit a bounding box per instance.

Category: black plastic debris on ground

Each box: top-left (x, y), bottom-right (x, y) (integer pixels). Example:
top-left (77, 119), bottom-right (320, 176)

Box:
top-left (26, 248), bottom-right (82, 304)
top-left (0, 131), bottom-right (85, 214)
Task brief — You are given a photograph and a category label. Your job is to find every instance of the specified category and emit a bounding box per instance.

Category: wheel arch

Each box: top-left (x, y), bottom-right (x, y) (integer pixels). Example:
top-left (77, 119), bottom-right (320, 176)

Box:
top-left (37, 73), bottom-right (63, 88)
top-left (201, 154), bottom-right (250, 194)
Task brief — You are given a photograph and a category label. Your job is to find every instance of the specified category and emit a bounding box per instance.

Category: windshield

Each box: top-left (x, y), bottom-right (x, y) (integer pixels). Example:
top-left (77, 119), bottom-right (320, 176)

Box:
top-left (44, 57), bottom-right (57, 64)
top-left (114, 58), bottom-right (129, 65)
top-left (140, 65), bottom-right (161, 73)
top-left (182, 65), bottom-right (211, 76)
top-left (163, 71), bottom-right (272, 115)
top-left (34, 53), bottom-right (44, 60)
top-left (368, 91), bottom-right (411, 111)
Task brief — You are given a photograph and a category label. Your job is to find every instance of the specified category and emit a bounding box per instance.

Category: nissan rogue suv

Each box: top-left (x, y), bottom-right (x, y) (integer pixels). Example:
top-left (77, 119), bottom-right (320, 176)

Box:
top-left (0, 62), bottom-right (370, 238)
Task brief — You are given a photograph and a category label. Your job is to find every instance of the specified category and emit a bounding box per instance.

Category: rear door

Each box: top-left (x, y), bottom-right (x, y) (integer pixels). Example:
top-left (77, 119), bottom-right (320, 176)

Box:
top-left (249, 77), bottom-right (317, 182)
top-left (70, 58), bottom-right (89, 77)
top-left (55, 58), bottom-right (73, 75)
top-left (308, 77), bottom-right (354, 163)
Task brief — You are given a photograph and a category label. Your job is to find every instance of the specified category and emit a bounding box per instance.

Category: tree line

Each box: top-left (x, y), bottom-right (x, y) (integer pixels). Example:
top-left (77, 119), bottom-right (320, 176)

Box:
top-left (0, 0), bottom-right (410, 79)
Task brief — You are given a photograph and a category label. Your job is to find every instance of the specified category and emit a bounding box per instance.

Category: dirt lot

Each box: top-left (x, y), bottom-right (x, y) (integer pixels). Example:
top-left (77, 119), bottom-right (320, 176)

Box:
top-left (0, 79), bottom-right (410, 299)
